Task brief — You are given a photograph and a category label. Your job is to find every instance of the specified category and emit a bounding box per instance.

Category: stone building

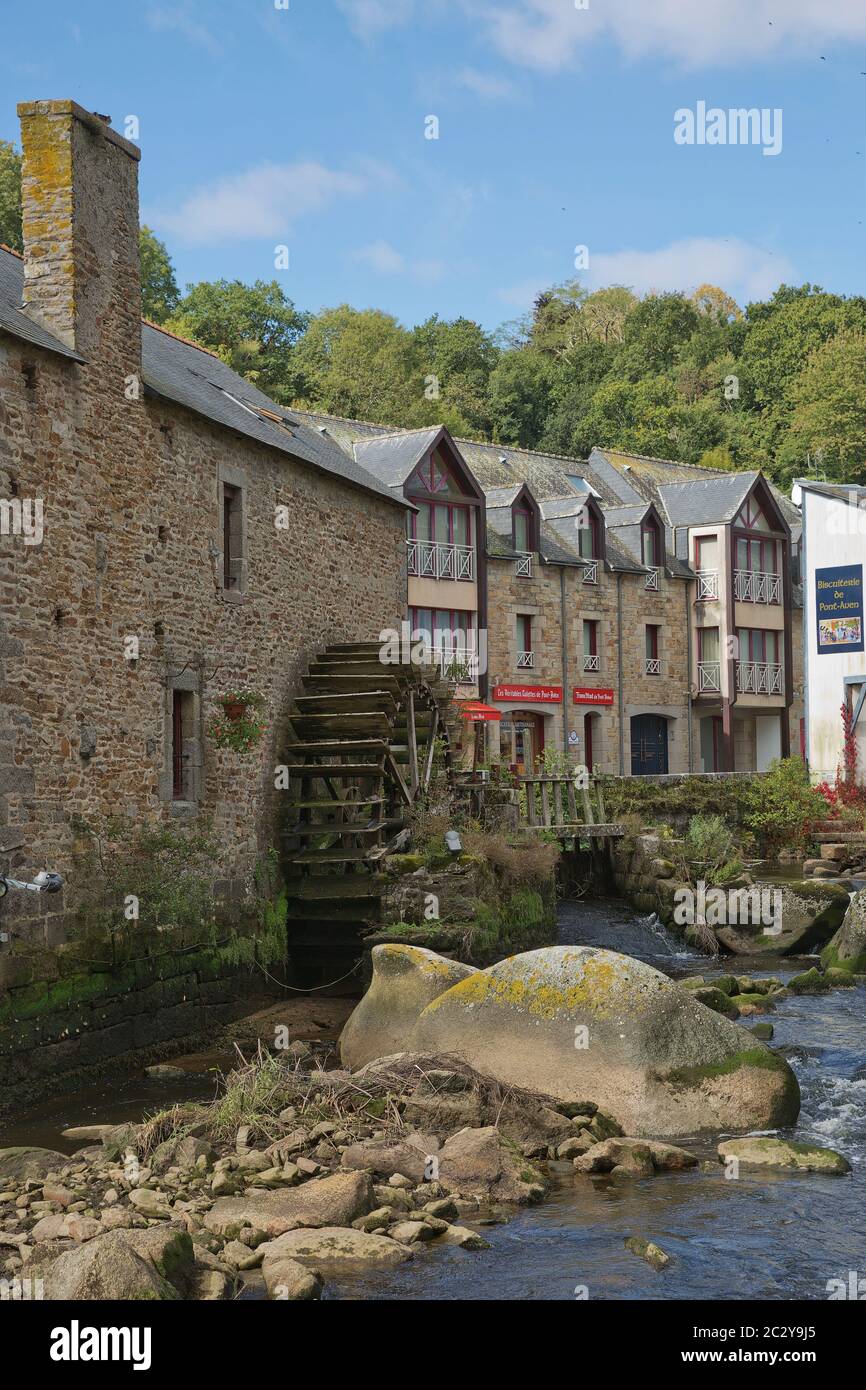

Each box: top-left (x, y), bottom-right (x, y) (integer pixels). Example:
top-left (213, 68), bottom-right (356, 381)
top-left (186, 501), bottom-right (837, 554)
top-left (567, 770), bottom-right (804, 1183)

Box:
top-left (296, 416), bottom-right (804, 776)
top-left (0, 101), bottom-right (408, 947)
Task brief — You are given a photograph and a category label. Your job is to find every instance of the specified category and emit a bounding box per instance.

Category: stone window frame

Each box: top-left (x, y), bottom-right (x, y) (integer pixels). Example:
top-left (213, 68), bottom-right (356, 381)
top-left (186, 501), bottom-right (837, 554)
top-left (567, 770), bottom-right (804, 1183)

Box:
top-left (160, 664), bottom-right (204, 815)
top-left (511, 605), bottom-right (540, 671)
top-left (217, 460), bottom-right (249, 602)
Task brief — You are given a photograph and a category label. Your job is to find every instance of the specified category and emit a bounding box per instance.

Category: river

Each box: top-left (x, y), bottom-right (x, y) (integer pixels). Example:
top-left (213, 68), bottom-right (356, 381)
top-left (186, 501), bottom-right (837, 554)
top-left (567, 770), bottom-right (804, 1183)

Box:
top-left (2, 897), bottom-right (864, 1301)
top-left (324, 898), bottom-right (866, 1300)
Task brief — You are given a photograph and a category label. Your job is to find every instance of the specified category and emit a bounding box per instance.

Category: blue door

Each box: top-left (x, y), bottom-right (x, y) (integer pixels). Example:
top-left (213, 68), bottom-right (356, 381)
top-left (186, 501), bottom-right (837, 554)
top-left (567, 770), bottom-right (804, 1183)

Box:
top-left (631, 714), bottom-right (668, 775)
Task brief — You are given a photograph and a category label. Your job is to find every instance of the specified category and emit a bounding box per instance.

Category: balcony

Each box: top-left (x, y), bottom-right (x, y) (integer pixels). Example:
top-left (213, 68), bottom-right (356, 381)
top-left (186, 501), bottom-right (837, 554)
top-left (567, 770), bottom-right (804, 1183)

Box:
top-left (644, 567), bottom-right (661, 591)
top-left (517, 650), bottom-right (535, 669)
top-left (407, 538), bottom-right (474, 582)
top-left (696, 569), bottom-right (719, 600)
top-left (697, 661), bottom-right (721, 693)
top-left (644, 658), bottom-right (661, 676)
top-left (515, 552), bottom-right (532, 578)
top-left (737, 661), bottom-right (783, 696)
top-left (734, 569), bottom-right (781, 605)
top-left (434, 648), bottom-right (478, 685)
top-left (583, 653), bottom-right (600, 673)
top-left (581, 560), bottom-right (598, 586)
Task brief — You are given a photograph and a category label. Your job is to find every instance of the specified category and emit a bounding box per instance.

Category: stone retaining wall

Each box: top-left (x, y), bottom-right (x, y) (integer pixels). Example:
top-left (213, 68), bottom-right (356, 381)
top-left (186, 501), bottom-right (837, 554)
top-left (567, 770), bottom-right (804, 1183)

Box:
top-left (0, 926), bottom-right (279, 1115)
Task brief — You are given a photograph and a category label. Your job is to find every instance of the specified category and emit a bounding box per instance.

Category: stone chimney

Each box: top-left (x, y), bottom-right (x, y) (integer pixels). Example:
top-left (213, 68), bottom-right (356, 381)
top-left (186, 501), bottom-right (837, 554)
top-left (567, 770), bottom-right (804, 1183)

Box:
top-left (17, 100), bottom-right (142, 369)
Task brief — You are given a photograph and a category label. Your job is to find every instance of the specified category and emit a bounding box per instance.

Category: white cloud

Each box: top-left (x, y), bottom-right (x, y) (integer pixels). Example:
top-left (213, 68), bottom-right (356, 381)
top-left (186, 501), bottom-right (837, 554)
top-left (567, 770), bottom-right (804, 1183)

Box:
top-left (352, 240), bottom-right (446, 282)
top-left (151, 162), bottom-right (377, 244)
top-left (454, 66), bottom-right (517, 100)
top-left (496, 276), bottom-right (549, 309)
top-left (336, 0), bottom-right (415, 39)
top-left (471, 0), bottom-right (866, 71)
top-left (146, 5), bottom-right (222, 57)
top-left (497, 238), bottom-right (794, 308)
top-left (587, 237), bottom-right (794, 303)
top-left (353, 239), bottom-right (407, 273)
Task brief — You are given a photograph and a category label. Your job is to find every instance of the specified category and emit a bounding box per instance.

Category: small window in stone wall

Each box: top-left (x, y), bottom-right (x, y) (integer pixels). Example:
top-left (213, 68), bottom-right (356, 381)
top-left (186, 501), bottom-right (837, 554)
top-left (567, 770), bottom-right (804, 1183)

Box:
top-left (222, 482), bottom-right (244, 591)
top-left (161, 676), bottom-right (202, 809)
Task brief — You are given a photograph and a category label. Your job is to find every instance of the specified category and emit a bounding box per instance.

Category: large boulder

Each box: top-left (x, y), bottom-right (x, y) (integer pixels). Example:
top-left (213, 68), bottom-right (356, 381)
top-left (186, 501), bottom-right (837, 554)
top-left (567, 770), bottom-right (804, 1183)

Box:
top-left (715, 881), bottom-right (849, 956)
top-left (718, 1137), bottom-right (851, 1175)
top-left (0, 1147), bottom-right (68, 1181)
top-left (35, 1231), bottom-right (179, 1301)
top-left (340, 943), bottom-right (476, 1068)
top-left (437, 1126), bottom-right (546, 1203)
top-left (258, 1227), bottom-right (412, 1275)
top-left (821, 888), bottom-right (866, 974)
top-left (409, 946), bottom-right (800, 1138)
top-left (205, 1170), bottom-right (373, 1238)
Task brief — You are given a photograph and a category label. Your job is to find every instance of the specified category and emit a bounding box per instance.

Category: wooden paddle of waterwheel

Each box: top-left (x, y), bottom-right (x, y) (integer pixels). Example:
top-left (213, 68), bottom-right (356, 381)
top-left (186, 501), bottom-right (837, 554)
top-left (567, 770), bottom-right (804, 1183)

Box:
top-left (280, 640), bottom-right (457, 988)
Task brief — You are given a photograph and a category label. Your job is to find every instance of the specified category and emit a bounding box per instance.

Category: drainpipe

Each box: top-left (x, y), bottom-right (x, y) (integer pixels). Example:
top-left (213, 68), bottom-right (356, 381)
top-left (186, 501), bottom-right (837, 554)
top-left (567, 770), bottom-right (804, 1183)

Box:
top-left (560, 567), bottom-right (570, 755)
top-left (617, 574), bottom-right (625, 774)
top-left (685, 577), bottom-right (693, 772)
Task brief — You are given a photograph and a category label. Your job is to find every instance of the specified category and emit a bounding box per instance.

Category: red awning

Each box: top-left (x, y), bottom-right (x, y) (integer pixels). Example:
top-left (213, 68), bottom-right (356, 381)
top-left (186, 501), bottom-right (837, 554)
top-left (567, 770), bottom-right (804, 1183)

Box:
top-left (457, 701), bottom-right (502, 722)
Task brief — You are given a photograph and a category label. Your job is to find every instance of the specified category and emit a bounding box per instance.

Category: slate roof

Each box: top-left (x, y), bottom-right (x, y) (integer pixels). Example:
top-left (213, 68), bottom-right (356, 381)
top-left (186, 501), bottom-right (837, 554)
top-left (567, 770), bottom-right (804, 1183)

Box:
top-left (0, 248), bottom-right (405, 510)
top-left (352, 427), bottom-right (445, 491)
top-left (0, 246), bottom-right (83, 362)
top-left (657, 472), bottom-right (759, 526)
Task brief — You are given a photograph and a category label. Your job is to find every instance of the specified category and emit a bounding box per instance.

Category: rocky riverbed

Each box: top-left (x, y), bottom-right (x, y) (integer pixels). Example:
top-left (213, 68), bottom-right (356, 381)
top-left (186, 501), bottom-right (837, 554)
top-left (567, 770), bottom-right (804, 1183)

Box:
top-left (1, 891), bottom-right (863, 1303)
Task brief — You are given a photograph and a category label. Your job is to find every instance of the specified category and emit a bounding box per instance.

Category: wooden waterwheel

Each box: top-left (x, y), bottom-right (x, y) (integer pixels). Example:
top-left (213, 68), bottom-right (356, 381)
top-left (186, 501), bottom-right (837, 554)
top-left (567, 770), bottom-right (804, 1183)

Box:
top-left (281, 640), bottom-right (457, 986)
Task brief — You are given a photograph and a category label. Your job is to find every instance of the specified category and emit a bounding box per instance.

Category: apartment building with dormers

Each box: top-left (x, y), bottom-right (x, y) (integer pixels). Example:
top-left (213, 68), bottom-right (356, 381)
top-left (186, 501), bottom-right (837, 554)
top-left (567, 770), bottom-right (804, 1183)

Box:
top-left (292, 428), bottom-right (803, 779)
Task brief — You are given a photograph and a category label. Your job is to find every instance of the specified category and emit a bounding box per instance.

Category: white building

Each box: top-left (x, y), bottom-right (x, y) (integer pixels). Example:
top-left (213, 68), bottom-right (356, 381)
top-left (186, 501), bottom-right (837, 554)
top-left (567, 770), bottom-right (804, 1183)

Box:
top-left (798, 480), bottom-right (866, 784)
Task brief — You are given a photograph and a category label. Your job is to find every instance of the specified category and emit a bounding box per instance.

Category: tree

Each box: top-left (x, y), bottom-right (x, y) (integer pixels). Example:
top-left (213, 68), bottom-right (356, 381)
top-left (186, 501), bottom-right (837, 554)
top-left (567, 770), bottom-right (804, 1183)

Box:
top-left (166, 279), bottom-right (310, 403)
top-left (616, 292), bottom-right (703, 379)
top-left (690, 283), bottom-right (742, 323)
top-left (410, 314), bottom-right (499, 436)
top-left (778, 329), bottom-right (866, 484)
top-left (486, 349), bottom-right (556, 447)
top-left (293, 305), bottom-right (423, 423)
top-left (139, 226), bottom-right (180, 324)
top-left (0, 141), bottom-right (22, 252)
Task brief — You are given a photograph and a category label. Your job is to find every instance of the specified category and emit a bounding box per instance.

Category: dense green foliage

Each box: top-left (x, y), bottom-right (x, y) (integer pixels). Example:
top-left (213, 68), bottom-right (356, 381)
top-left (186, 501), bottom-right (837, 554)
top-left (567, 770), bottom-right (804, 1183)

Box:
top-left (3, 145), bottom-right (865, 480)
top-left (0, 140), bottom-right (22, 252)
top-left (740, 758), bottom-right (827, 855)
top-left (139, 225), bottom-right (180, 323)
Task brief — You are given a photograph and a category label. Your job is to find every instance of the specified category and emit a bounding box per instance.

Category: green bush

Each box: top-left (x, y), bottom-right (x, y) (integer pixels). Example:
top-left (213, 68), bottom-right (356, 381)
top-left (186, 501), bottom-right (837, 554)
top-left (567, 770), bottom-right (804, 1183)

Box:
top-left (679, 814), bottom-right (742, 886)
top-left (740, 758), bottom-right (825, 856)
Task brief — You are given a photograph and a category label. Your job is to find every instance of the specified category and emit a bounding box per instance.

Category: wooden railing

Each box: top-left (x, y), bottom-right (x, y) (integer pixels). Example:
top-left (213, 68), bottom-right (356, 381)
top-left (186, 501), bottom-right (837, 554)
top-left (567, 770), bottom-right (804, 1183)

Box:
top-left (517, 775), bottom-right (623, 838)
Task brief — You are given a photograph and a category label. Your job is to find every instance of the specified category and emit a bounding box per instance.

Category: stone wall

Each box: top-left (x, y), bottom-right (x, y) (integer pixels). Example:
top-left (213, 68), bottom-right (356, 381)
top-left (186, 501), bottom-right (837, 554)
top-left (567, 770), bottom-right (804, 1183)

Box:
top-left (0, 922), bottom-right (274, 1115)
top-left (486, 558), bottom-right (691, 773)
top-left (0, 102), bottom-right (407, 947)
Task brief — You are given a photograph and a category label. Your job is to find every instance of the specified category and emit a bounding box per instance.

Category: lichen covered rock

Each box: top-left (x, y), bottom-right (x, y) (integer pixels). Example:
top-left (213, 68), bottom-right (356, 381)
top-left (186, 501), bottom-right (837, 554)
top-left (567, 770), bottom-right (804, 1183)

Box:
top-left (821, 887), bottom-right (866, 974)
top-left (409, 945), bottom-right (800, 1138)
top-left (340, 944), bottom-right (476, 1069)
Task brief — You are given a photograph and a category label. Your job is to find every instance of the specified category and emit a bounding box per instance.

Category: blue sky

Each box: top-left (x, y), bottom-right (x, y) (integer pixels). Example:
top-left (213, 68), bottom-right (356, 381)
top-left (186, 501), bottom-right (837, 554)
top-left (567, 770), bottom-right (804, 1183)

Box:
top-left (2, 0), bottom-right (866, 330)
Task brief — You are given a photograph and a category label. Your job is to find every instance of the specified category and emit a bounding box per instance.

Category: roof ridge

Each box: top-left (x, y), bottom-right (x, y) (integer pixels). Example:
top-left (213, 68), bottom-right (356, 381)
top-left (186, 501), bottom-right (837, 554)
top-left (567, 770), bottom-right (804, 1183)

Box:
top-left (0, 243), bottom-right (23, 260)
top-left (599, 446), bottom-right (733, 476)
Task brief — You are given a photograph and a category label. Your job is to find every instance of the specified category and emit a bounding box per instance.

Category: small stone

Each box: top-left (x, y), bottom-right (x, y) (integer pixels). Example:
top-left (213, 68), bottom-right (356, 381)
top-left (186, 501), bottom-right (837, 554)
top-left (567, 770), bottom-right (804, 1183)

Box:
top-left (388, 1220), bottom-right (436, 1244)
top-left (128, 1188), bottom-right (171, 1218)
top-left (435, 1224), bottom-right (491, 1250)
top-left (625, 1236), bottom-right (671, 1270)
top-left (388, 1173), bottom-right (414, 1189)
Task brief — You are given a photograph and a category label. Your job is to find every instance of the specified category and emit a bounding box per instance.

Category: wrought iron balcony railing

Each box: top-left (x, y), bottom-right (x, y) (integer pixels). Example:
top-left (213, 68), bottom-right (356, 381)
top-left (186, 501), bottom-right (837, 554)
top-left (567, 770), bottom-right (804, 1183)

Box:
top-left (734, 569), bottom-right (781, 605)
top-left (697, 661), bottom-right (721, 693)
top-left (407, 539), bottom-right (474, 582)
top-left (696, 569), bottom-right (719, 600)
top-left (737, 661), bottom-right (783, 695)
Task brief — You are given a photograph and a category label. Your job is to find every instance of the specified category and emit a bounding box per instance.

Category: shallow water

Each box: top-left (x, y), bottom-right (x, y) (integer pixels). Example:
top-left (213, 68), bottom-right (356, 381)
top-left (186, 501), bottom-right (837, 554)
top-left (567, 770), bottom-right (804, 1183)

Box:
top-left (3, 899), bottom-right (864, 1301)
top-left (326, 899), bottom-right (866, 1301)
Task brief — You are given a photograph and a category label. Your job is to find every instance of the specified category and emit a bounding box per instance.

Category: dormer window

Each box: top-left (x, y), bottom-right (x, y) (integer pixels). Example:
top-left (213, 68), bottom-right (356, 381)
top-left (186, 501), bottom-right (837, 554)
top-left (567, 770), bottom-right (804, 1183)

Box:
top-left (641, 517), bottom-right (661, 567)
top-left (513, 506), bottom-right (533, 552)
top-left (579, 509), bottom-right (599, 560)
